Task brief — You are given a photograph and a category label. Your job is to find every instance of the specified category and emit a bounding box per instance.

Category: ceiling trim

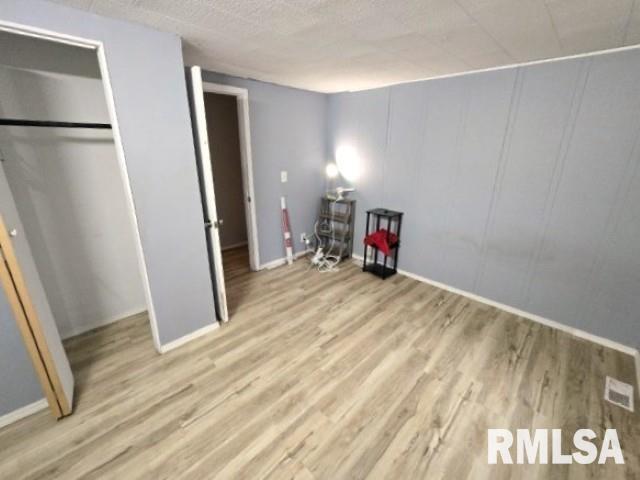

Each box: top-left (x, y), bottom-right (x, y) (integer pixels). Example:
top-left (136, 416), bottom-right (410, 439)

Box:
top-left (342, 43), bottom-right (640, 93)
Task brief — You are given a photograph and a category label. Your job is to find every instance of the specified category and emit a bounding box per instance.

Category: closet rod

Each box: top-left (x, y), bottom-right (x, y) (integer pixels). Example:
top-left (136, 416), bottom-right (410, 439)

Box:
top-left (0, 119), bottom-right (111, 129)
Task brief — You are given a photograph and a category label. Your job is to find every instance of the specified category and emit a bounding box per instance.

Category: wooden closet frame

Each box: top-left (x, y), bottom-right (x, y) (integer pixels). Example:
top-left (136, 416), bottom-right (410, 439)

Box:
top-left (0, 214), bottom-right (71, 418)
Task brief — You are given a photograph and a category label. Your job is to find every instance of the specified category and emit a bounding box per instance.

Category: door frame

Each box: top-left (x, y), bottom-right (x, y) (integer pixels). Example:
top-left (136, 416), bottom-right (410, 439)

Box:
top-left (0, 21), bottom-right (162, 352)
top-left (201, 81), bottom-right (261, 272)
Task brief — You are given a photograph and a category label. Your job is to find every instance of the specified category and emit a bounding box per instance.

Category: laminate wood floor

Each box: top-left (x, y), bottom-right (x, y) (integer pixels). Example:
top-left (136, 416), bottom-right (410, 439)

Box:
top-left (0, 247), bottom-right (638, 479)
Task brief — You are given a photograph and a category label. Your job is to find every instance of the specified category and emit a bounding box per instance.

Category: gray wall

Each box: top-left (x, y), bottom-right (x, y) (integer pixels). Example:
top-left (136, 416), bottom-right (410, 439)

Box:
top-left (0, 32), bottom-right (146, 339)
top-left (0, 285), bottom-right (43, 417)
top-left (328, 48), bottom-right (640, 349)
top-left (202, 70), bottom-right (327, 265)
top-left (0, 0), bottom-right (216, 345)
top-left (204, 92), bottom-right (247, 250)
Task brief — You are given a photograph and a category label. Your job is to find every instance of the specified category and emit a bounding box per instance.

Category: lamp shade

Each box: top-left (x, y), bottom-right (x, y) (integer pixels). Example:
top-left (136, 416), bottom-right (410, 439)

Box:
top-left (325, 162), bottom-right (339, 178)
top-left (336, 145), bottom-right (361, 182)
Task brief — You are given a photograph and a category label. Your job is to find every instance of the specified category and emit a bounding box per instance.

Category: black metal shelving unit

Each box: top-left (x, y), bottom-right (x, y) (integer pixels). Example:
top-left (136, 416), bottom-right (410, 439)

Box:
top-left (362, 208), bottom-right (403, 279)
top-left (317, 197), bottom-right (356, 259)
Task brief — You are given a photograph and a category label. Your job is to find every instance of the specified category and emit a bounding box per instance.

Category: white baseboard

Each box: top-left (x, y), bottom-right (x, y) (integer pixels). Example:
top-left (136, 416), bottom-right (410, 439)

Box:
top-left (353, 254), bottom-right (638, 357)
top-left (158, 322), bottom-right (219, 354)
top-left (222, 241), bottom-right (248, 251)
top-left (61, 307), bottom-right (147, 339)
top-left (0, 399), bottom-right (47, 430)
top-left (635, 351), bottom-right (640, 393)
top-left (260, 249), bottom-right (311, 270)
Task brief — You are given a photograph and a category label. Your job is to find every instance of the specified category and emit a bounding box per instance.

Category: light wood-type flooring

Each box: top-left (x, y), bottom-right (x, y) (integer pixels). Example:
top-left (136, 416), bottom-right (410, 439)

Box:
top-left (0, 246), bottom-right (638, 479)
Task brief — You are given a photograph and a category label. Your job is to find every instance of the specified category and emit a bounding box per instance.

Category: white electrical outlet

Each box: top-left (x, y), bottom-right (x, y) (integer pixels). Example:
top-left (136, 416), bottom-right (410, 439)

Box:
top-left (280, 170), bottom-right (288, 183)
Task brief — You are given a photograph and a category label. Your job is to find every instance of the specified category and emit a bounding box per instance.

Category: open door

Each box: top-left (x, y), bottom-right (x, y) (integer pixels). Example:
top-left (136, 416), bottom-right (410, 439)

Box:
top-left (187, 66), bottom-right (229, 322)
top-left (0, 167), bottom-right (74, 418)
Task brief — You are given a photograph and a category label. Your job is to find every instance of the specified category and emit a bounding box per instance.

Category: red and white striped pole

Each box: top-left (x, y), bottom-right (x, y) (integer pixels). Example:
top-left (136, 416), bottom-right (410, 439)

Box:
top-left (281, 196), bottom-right (294, 265)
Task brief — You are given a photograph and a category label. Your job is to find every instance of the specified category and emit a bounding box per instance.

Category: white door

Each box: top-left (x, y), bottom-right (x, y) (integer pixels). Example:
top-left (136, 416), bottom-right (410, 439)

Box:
top-left (0, 161), bottom-right (74, 417)
top-left (188, 66), bottom-right (229, 322)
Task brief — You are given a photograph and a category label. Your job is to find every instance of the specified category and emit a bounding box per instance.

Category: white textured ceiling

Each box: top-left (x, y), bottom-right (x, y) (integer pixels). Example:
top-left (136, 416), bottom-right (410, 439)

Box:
top-left (51, 0), bottom-right (640, 92)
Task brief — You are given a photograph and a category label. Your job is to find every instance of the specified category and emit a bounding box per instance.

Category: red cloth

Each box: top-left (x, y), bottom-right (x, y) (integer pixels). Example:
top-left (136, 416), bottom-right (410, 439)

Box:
top-left (364, 229), bottom-right (398, 255)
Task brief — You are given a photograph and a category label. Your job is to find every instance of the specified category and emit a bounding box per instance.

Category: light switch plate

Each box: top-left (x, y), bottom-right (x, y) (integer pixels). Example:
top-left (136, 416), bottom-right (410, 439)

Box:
top-left (280, 171), bottom-right (288, 183)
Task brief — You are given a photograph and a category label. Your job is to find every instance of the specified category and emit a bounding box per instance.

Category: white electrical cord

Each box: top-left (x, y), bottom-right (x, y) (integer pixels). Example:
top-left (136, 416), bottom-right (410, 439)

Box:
top-left (309, 198), bottom-right (341, 272)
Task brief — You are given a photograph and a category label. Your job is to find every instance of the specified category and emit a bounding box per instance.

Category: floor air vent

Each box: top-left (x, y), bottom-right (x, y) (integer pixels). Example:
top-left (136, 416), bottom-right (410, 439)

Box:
top-left (605, 376), bottom-right (634, 412)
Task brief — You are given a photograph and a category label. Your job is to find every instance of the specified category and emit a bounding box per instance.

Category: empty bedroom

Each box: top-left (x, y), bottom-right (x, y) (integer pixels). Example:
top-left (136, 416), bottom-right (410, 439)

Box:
top-left (0, 1), bottom-right (638, 478)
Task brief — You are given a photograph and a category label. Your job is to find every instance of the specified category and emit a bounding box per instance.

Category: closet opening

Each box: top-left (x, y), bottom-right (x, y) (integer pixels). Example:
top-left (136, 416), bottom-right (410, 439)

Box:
top-left (0, 28), bottom-right (157, 414)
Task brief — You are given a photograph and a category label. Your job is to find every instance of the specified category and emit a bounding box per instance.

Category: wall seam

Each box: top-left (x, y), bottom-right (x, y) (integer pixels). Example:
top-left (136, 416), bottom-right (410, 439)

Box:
top-left (522, 58), bottom-right (593, 308)
top-left (381, 87), bottom-right (393, 207)
top-left (576, 104), bottom-right (640, 321)
top-left (415, 86), bottom-right (432, 270)
top-left (437, 82), bottom-right (471, 279)
top-left (324, 93), bottom-right (332, 169)
top-left (473, 67), bottom-right (524, 290)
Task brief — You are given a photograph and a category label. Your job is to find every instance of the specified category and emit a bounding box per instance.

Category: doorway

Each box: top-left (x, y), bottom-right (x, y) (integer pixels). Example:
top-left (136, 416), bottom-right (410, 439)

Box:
top-left (188, 68), bottom-right (260, 322)
top-left (203, 92), bottom-right (250, 281)
top-left (0, 27), bottom-right (157, 418)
